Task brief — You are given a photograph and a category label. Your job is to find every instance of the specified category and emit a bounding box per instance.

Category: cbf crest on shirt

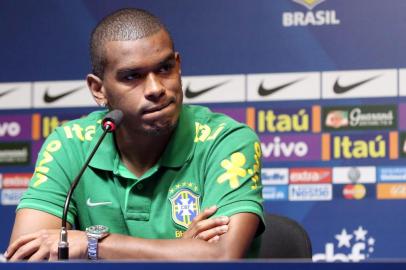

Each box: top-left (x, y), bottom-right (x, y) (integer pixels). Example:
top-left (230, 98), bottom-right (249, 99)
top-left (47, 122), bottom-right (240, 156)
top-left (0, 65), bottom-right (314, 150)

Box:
top-left (169, 187), bottom-right (200, 229)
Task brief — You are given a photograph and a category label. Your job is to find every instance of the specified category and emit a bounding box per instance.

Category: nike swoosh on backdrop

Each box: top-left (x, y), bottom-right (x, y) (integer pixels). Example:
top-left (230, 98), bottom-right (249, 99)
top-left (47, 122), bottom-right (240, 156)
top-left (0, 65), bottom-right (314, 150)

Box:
top-left (86, 198), bottom-right (112, 207)
top-left (258, 78), bottom-right (304, 96)
top-left (184, 80), bottom-right (229, 98)
top-left (333, 75), bottom-right (380, 94)
top-left (0, 87), bottom-right (18, 99)
top-left (43, 85), bottom-right (85, 103)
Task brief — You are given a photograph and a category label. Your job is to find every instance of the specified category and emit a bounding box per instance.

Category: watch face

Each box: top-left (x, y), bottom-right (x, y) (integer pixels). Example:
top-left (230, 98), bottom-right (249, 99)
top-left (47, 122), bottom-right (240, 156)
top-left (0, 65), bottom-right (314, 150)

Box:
top-left (87, 225), bottom-right (109, 235)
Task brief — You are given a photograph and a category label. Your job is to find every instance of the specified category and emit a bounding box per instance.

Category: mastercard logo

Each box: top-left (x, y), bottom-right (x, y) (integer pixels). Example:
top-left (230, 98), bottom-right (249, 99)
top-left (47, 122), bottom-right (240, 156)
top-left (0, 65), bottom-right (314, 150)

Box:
top-left (342, 184), bottom-right (366, 199)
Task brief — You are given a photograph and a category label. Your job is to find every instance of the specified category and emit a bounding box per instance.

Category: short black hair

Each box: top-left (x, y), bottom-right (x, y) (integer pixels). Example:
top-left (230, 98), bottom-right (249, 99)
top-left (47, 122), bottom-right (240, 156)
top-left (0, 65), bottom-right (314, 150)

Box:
top-left (90, 8), bottom-right (173, 78)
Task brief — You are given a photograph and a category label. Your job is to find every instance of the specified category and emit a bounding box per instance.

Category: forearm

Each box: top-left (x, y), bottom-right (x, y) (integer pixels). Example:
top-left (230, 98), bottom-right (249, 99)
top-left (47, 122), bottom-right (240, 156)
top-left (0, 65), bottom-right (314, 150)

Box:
top-left (99, 234), bottom-right (239, 260)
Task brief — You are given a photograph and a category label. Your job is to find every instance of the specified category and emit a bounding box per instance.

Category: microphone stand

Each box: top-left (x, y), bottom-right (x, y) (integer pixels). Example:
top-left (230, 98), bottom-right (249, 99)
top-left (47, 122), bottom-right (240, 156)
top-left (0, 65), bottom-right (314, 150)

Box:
top-left (58, 110), bottom-right (122, 260)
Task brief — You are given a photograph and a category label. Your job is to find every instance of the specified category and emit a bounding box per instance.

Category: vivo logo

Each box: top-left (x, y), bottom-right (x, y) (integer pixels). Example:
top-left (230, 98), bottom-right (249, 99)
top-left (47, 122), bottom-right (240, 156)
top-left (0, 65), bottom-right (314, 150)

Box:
top-left (0, 122), bottom-right (21, 137)
top-left (260, 134), bottom-right (321, 161)
top-left (261, 137), bottom-right (308, 158)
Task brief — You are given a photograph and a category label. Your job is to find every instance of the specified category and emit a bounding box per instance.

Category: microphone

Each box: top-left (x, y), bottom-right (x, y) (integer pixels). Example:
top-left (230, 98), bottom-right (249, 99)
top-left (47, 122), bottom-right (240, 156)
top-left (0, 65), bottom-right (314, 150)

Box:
top-left (58, 109), bottom-right (123, 260)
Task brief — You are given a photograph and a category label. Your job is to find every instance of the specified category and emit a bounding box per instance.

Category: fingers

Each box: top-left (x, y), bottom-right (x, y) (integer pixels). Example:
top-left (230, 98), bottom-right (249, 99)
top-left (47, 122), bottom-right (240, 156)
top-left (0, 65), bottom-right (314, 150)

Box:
top-left (8, 237), bottom-right (43, 261)
top-left (28, 246), bottom-right (50, 262)
top-left (5, 229), bottom-right (87, 261)
top-left (6, 231), bottom-right (42, 260)
top-left (208, 235), bottom-right (220, 243)
top-left (182, 205), bottom-right (218, 239)
top-left (185, 214), bottom-right (230, 240)
top-left (195, 224), bottom-right (228, 241)
top-left (190, 205), bottom-right (218, 224)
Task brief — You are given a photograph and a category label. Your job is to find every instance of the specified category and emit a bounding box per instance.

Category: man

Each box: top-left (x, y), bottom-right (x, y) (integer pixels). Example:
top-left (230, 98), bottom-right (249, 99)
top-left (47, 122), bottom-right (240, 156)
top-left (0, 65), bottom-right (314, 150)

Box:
top-left (6, 8), bottom-right (264, 261)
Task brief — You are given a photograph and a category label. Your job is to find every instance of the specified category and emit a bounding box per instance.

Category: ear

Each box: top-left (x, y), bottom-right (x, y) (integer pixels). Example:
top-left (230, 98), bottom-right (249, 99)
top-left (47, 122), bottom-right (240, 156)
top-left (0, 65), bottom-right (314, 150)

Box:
top-left (175, 52), bottom-right (181, 75)
top-left (86, 74), bottom-right (107, 106)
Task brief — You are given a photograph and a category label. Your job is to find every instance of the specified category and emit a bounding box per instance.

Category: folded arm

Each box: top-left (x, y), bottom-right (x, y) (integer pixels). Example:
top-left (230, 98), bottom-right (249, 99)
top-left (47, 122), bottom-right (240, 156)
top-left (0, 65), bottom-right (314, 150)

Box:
top-left (7, 207), bottom-right (258, 261)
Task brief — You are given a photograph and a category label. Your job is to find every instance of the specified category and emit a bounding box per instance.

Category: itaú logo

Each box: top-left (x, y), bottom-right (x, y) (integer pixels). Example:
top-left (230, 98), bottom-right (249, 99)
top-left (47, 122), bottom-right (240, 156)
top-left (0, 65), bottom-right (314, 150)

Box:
top-left (313, 226), bottom-right (375, 262)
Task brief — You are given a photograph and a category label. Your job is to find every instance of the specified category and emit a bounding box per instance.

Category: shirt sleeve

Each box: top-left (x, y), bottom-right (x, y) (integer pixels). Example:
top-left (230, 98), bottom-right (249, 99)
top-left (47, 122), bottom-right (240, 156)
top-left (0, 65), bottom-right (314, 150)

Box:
top-left (17, 128), bottom-right (79, 225)
top-left (200, 123), bottom-right (265, 235)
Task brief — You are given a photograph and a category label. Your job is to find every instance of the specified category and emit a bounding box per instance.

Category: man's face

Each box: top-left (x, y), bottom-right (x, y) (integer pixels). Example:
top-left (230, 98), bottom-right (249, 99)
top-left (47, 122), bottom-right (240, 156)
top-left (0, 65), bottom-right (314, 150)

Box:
top-left (101, 29), bottom-right (183, 135)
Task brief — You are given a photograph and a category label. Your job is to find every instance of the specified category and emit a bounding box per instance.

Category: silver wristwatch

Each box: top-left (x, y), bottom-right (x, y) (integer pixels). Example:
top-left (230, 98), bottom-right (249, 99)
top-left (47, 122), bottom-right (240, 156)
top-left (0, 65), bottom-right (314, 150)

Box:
top-left (86, 225), bottom-right (109, 260)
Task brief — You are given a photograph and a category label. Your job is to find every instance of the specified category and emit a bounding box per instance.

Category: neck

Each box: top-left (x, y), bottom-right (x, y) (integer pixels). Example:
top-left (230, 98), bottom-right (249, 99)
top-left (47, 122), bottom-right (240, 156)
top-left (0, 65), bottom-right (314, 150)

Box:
top-left (114, 126), bottom-right (172, 177)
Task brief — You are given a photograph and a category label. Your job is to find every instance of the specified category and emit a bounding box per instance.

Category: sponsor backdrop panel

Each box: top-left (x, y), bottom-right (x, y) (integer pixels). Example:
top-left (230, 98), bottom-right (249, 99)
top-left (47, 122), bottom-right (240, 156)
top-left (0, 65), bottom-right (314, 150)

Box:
top-left (1, 0), bottom-right (406, 261)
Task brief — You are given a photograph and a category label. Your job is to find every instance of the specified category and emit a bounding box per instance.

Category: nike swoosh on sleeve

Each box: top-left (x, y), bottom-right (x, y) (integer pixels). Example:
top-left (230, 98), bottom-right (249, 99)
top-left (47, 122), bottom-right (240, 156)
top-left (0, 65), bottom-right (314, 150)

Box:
top-left (257, 78), bottom-right (304, 96)
top-left (43, 85), bottom-right (85, 103)
top-left (184, 80), bottom-right (229, 98)
top-left (333, 75), bottom-right (380, 94)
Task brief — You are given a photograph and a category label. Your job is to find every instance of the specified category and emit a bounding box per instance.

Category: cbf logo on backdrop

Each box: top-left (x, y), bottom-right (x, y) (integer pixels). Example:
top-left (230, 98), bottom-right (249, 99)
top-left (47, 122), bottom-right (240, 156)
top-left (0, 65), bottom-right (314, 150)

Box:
top-left (283, 0), bottom-right (340, 27)
top-left (313, 226), bottom-right (376, 262)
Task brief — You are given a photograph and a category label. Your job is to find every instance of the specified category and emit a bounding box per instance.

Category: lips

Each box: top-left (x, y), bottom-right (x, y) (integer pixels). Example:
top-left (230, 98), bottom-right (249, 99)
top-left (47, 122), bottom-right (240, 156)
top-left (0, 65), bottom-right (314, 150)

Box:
top-left (142, 100), bottom-right (173, 114)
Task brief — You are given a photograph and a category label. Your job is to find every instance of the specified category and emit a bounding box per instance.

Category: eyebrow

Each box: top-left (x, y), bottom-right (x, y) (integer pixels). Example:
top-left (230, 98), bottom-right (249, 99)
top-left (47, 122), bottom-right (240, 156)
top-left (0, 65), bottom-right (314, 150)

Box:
top-left (116, 52), bottom-right (176, 76)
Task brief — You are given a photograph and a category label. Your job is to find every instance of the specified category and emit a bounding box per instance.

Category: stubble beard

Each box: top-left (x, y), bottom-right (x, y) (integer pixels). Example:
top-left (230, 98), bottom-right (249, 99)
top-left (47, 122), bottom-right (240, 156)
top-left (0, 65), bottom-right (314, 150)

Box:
top-left (141, 119), bottom-right (177, 136)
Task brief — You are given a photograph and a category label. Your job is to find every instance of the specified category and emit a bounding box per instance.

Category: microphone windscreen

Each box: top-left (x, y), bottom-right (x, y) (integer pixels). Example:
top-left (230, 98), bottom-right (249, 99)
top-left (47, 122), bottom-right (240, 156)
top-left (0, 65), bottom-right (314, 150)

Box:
top-left (102, 109), bottom-right (123, 130)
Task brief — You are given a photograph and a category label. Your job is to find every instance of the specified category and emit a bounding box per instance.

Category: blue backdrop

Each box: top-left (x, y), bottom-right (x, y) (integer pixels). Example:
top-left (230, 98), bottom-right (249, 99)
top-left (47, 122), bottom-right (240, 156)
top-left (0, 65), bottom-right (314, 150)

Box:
top-left (1, 0), bottom-right (406, 261)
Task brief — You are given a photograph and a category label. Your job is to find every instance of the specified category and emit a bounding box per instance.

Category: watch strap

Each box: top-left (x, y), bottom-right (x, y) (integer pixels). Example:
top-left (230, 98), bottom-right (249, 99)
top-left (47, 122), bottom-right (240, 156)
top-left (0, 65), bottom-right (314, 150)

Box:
top-left (87, 236), bottom-right (99, 260)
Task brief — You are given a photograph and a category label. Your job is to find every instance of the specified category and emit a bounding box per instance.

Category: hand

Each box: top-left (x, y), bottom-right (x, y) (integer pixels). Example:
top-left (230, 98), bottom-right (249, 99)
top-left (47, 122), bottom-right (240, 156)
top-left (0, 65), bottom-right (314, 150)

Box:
top-left (182, 205), bottom-right (229, 243)
top-left (5, 229), bottom-right (88, 261)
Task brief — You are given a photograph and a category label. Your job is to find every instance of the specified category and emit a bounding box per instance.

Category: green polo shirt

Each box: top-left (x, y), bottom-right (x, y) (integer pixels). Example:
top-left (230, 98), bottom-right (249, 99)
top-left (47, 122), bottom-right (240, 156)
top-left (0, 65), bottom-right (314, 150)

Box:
top-left (18, 104), bottom-right (264, 257)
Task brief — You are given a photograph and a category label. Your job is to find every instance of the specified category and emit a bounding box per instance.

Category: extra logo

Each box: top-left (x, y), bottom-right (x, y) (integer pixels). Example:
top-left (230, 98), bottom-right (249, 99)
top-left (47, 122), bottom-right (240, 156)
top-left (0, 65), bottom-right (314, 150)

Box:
top-left (282, 0), bottom-right (340, 27)
top-left (169, 188), bottom-right (200, 229)
top-left (313, 226), bottom-right (376, 262)
top-left (289, 167), bottom-right (331, 184)
top-left (0, 173), bottom-right (32, 188)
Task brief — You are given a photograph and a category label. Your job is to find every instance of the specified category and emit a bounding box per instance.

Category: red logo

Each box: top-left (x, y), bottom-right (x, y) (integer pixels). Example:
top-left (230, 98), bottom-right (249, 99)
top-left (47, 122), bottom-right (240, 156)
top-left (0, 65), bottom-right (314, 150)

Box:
top-left (343, 184), bottom-right (366, 200)
top-left (1, 173), bottom-right (32, 188)
top-left (289, 168), bottom-right (332, 184)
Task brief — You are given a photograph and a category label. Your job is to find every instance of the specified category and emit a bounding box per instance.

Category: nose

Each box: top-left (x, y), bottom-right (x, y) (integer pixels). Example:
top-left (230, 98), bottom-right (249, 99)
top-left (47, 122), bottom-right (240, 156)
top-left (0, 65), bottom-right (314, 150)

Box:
top-left (144, 73), bottom-right (165, 101)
